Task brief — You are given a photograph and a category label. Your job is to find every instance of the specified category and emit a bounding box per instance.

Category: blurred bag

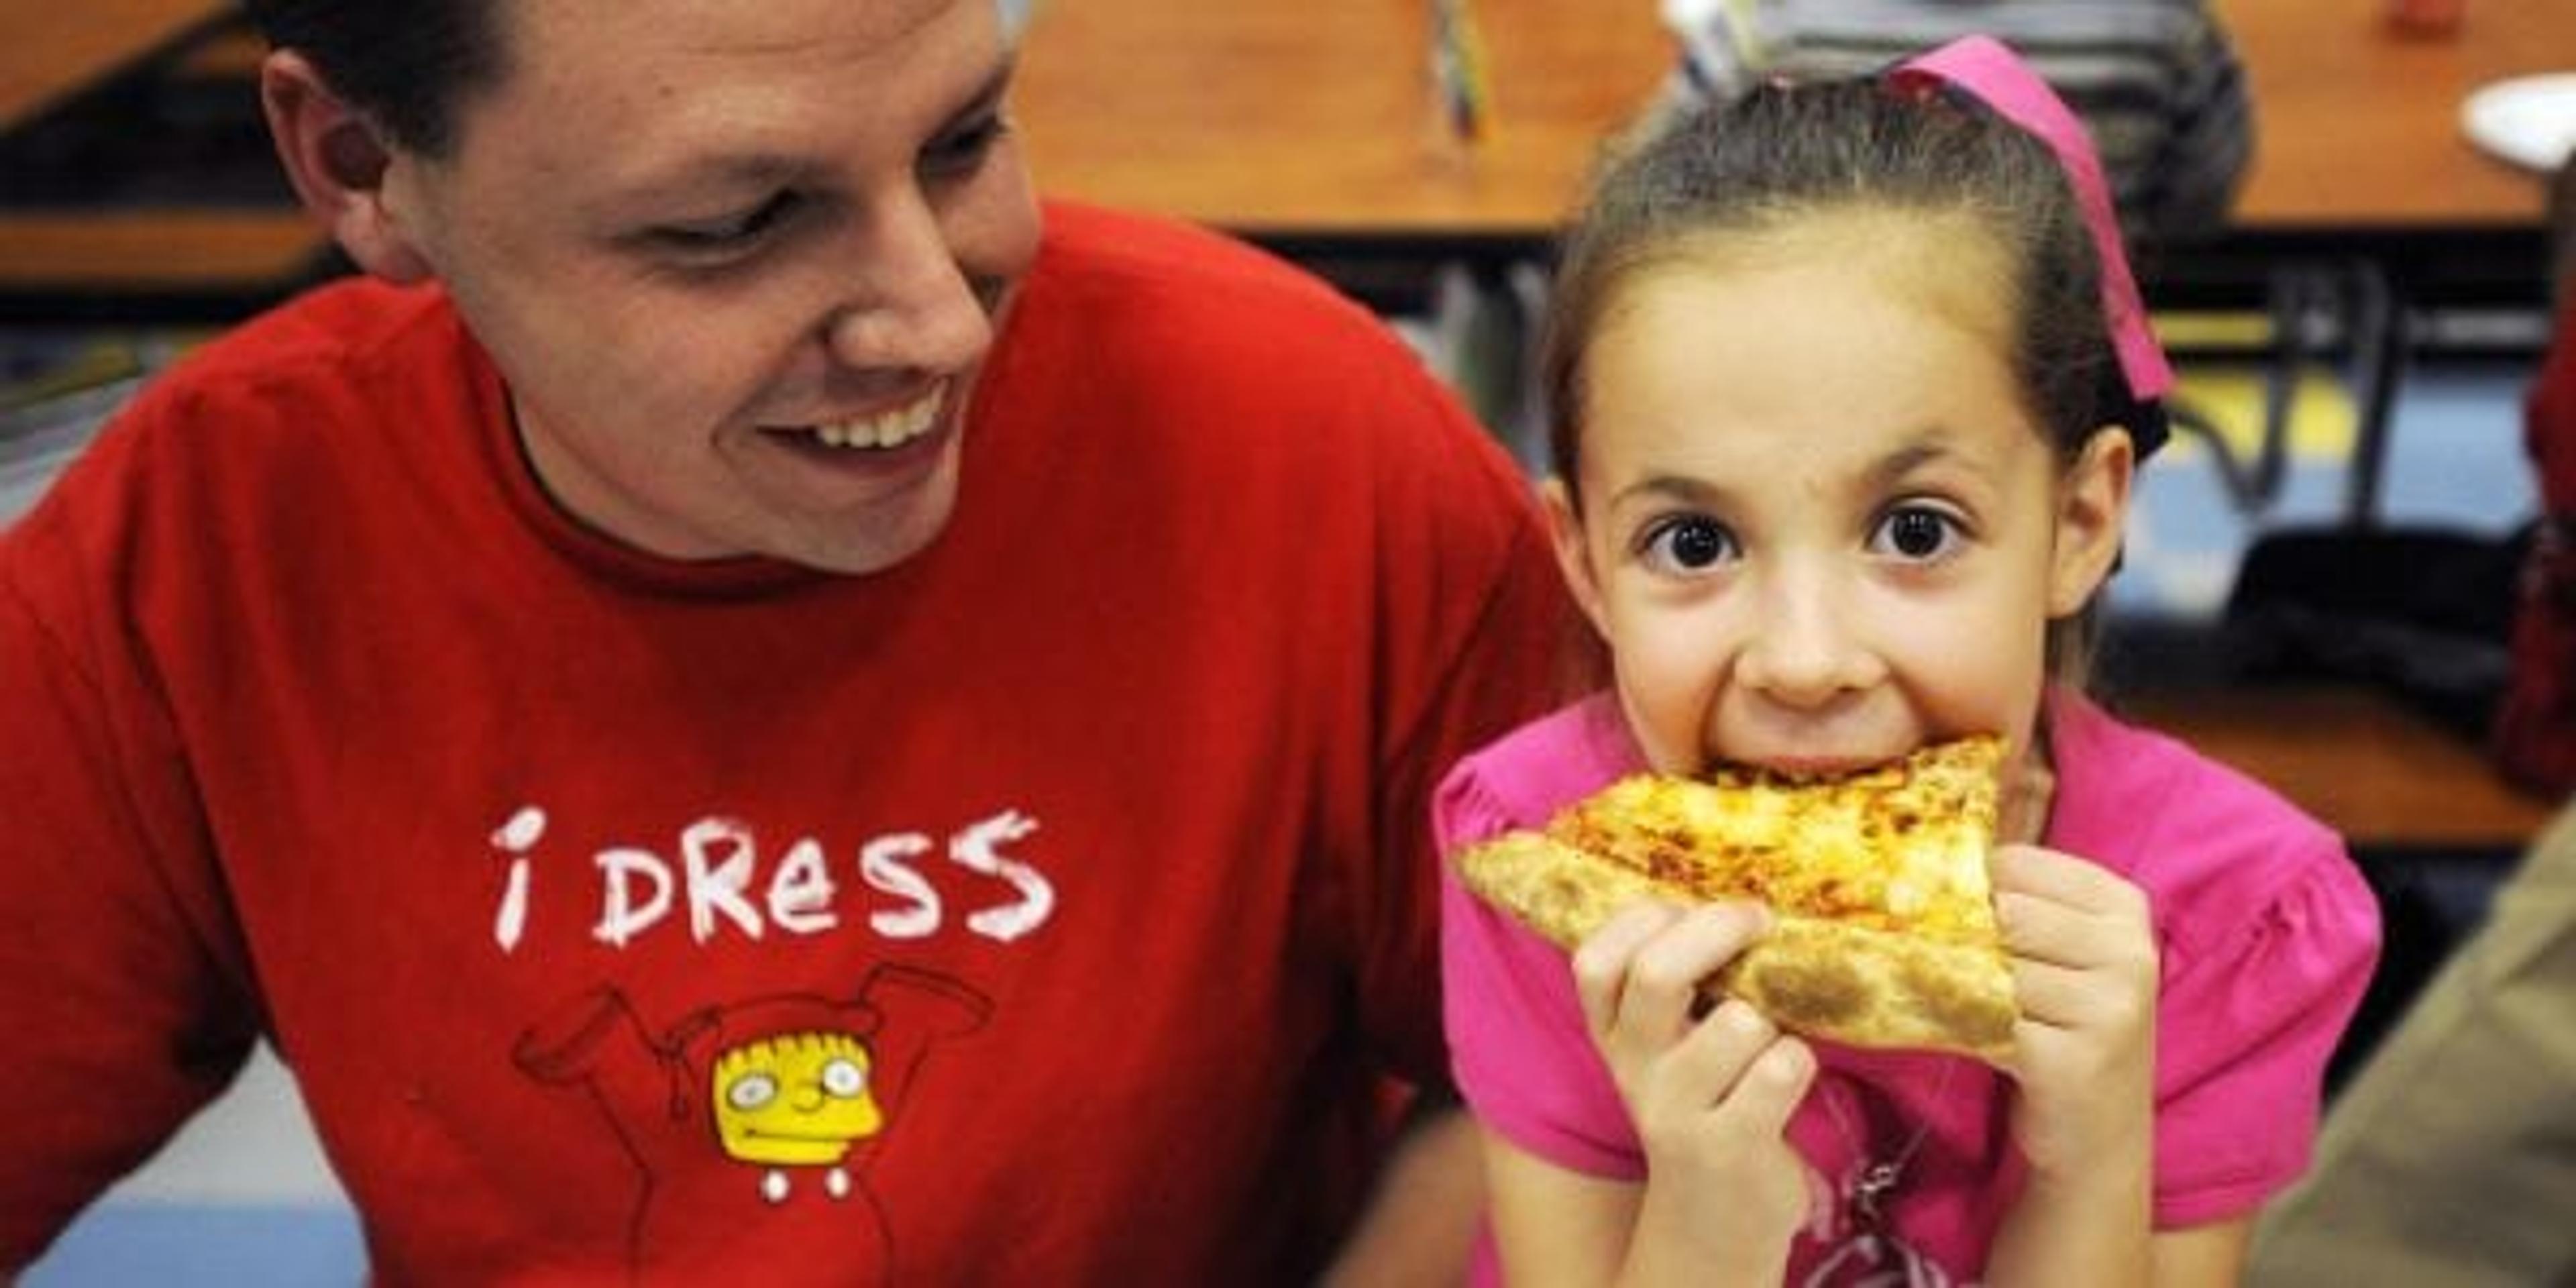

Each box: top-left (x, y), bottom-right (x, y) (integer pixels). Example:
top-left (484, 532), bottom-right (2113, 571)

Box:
top-left (2221, 526), bottom-right (2521, 742)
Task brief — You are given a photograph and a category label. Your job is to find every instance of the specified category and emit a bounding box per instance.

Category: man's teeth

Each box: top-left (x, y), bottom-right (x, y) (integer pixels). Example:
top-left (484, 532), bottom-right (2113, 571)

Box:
top-left (808, 392), bottom-right (941, 449)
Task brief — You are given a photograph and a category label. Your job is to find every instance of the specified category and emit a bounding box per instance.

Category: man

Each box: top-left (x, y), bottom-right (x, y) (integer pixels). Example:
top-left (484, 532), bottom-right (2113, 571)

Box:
top-left (0, 0), bottom-right (1569, 1281)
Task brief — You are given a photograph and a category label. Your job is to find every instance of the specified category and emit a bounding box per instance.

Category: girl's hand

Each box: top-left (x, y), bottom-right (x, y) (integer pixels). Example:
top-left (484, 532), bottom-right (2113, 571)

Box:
top-left (1991, 845), bottom-right (2158, 1185)
top-left (1572, 901), bottom-right (1819, 1279)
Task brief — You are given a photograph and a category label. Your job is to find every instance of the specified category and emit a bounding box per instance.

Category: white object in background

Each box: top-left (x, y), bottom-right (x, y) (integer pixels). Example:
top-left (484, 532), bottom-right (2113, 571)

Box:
top-left (2461, 72), bottom-right (2576, 174)
top-left (103, 1044), bottom-right (349, 1207)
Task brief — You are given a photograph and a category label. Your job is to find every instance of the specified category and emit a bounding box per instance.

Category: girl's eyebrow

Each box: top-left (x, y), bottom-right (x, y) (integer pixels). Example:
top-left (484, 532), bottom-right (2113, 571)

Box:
top-left (1599, 424), bottom-right (2006, 513)
top-left (1871, 439), bottom-right (1951, 489)
top-left (1605, 472), bottom-right (1732, 513)
top-left (1869, 431), bottom-right (2005, 491)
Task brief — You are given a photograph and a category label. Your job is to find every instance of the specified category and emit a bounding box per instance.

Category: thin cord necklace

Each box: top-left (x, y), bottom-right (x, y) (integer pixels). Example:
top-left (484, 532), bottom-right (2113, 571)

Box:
top-left (1803, 1061), bottom-right (1962, 1287)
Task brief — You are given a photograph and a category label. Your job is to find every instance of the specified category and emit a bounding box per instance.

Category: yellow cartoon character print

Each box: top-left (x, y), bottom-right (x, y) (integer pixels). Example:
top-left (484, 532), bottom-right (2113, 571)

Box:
top-left (516, 963), bottom-right (991, 1281)
top-left (712, 1030), bottom-right (885, 1202)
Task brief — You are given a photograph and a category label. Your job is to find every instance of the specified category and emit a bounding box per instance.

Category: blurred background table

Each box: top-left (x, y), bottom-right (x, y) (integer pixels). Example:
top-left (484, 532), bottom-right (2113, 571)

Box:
top-left (2, 1), bottom-right (326, 316)
top-left (1012, 0), bottom-right (2569, 246)
top-left (6, 0), bottom-right (2569, 311)
top-left (0, 0), bottom-right (232, 129)
top-left (2226, 0), bottom-right (2564, 231)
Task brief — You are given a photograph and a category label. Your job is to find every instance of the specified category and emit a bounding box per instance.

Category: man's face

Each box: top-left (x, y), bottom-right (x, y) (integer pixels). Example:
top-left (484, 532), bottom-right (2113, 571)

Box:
top-left (378, 0), bottom-right (1042, 572)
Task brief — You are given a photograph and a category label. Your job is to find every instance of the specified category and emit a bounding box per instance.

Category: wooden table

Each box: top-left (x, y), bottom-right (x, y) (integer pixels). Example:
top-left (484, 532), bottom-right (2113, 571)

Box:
top-left (0, 0), bottom-right (231, 131)
top-left (2122, 684), bottom-right (2559, 853)
top-left (2223, 0), bottom-right (2569, 232)
top-left (7, 2), bottom-right (2567, 306)
top-left (1012, 0), bottom-right (1668, 244)
top-left (0, 211), bottom-right (324, 299)
top-left (1012, 0), bottom-right (2570, 247)
top-left (0, 3), bottom-right (334, 311)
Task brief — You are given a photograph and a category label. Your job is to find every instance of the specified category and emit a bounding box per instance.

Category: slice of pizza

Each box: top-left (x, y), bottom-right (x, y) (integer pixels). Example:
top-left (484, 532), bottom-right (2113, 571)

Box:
top-left (1454, 737), bottom-right (2016, 1061)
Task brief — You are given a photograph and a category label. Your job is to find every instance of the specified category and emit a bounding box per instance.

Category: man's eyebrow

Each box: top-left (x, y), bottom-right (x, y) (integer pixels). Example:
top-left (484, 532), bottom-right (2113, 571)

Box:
top-left (617, 56), bottom-right (1020, 206)
top-left (629, 155), bottom-right (810, 204)
top-left (952, 56), bottom-right (1017, 123)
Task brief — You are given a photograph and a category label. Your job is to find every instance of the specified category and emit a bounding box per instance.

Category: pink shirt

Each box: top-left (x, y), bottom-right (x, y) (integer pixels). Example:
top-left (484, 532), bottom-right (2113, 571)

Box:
top-left (1440, 689), bottom-right (2381, 1283)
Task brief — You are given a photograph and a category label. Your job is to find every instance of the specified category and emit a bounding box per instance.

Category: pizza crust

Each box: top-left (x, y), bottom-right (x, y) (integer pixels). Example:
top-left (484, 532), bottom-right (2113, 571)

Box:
top-left (1735, 918), bottom-right (2015, 1061)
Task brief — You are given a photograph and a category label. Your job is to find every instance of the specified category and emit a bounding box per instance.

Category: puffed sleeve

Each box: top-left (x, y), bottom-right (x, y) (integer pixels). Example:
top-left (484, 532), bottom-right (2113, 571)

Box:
top-left (2151, 837), bottom-right (2381, 1227)
top-left (1437, 763), bottom-right (1644, 1179)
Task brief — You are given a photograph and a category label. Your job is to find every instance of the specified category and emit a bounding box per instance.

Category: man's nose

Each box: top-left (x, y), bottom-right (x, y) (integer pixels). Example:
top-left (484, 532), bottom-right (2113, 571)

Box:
top-left (822, 192), bottom-right (994, 374)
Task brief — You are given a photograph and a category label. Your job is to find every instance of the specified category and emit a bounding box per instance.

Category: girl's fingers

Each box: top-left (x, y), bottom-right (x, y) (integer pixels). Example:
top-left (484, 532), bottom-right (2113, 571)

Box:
top-left (1990, 845), bottom-right (2147, 918)
top-left (2008, 955), bottom-right (2096, 1026)
top-left (1576, 901), bottom-right (1770, 1051)
top-left (1713, 1034), bottom-right (1817, 1141)
top-left (1619, 903), bottom-right (1769, 1040)
top-left (2010, 954), bottom-right (2153, 1034)
top-left (1992, 849), bottom-right (2153, 973)
top-left (1572, 900), bottom-right (1684, 1038)
top-left (1635, 1000), bottom-right (1814, 1146)
top-left (1663, 998), bottom-right (1778, 1097)
top-left (1994, 890), bottom-right (2114, 967)
top-left (2000, 897), bottom-right (2157, 983)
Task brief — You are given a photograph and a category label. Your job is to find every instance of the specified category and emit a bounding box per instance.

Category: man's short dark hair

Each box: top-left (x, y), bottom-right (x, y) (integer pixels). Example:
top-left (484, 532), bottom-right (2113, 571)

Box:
top-left (242, 0), bottom-right (506, 158)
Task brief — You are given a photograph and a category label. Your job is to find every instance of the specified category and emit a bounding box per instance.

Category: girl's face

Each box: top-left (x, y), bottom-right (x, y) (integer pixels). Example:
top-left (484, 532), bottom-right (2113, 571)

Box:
top-left (1547, 210), bottom-right (2131, 782)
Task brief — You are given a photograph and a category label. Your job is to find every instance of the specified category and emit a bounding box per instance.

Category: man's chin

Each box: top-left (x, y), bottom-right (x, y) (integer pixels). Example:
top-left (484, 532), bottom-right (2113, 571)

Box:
top-left (777, 486), bottom-right (961, 576)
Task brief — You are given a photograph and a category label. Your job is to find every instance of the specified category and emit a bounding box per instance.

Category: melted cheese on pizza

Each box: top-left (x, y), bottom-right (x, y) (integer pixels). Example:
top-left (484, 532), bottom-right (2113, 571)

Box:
top-left (1544, 736), bottom-right (2004, 945)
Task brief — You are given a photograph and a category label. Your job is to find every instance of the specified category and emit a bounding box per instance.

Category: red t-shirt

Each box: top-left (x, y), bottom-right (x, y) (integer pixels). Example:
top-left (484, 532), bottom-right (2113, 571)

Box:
top-left (0, 203), bottom-right (1572, 1283)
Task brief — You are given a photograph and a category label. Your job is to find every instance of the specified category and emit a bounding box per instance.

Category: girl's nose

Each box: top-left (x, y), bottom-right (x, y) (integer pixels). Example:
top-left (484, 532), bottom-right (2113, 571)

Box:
top-left (1737, 569), bottom-right (1881, 708)
top-left (822, 192), bottom-right (995, 376)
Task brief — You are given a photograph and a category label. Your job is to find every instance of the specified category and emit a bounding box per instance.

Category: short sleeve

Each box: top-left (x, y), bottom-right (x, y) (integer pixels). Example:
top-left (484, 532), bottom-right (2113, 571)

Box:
top-left (2151, 839), bottom-right (2381, 1227)
top-left (1436, 763), bottom-right (1644, 1179)
top-left (1346, 352), bottom-right (1574, 1091)
top-left (0, 476), bottom-right (259, 1265)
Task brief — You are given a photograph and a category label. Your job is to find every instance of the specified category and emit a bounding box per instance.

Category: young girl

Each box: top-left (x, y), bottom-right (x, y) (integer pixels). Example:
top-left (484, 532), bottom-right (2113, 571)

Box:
top-left (1438, 38), bottom-right (2381, 1286)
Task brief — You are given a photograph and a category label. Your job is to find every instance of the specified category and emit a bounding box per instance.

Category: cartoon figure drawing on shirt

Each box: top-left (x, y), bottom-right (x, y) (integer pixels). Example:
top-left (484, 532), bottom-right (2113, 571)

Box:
top-left (711, 1028), bottom-right (882, 1205)
top-left (514, 963), bottom-right (991, 1283)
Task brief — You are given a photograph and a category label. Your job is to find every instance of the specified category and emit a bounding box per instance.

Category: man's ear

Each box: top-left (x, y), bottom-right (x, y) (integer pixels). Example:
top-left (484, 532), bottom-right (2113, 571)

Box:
top-left (260, 50), bottom-right (436, 284)
top-left (2047, 425), bottom-right (2137, 616)
top-left (1541, 475), bottom-right (1614, 645)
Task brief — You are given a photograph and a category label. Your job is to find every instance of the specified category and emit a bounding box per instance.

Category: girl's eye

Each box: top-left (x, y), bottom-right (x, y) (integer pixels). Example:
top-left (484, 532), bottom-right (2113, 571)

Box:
top-left (1639, 515), bottom-right (1739, 574)
top-left (653, 192), bottom-right (800, 256)
top-left (921, 114), bottom-right (1010, 178)
top-left (1870, 504), bottom-right (1964, 561)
